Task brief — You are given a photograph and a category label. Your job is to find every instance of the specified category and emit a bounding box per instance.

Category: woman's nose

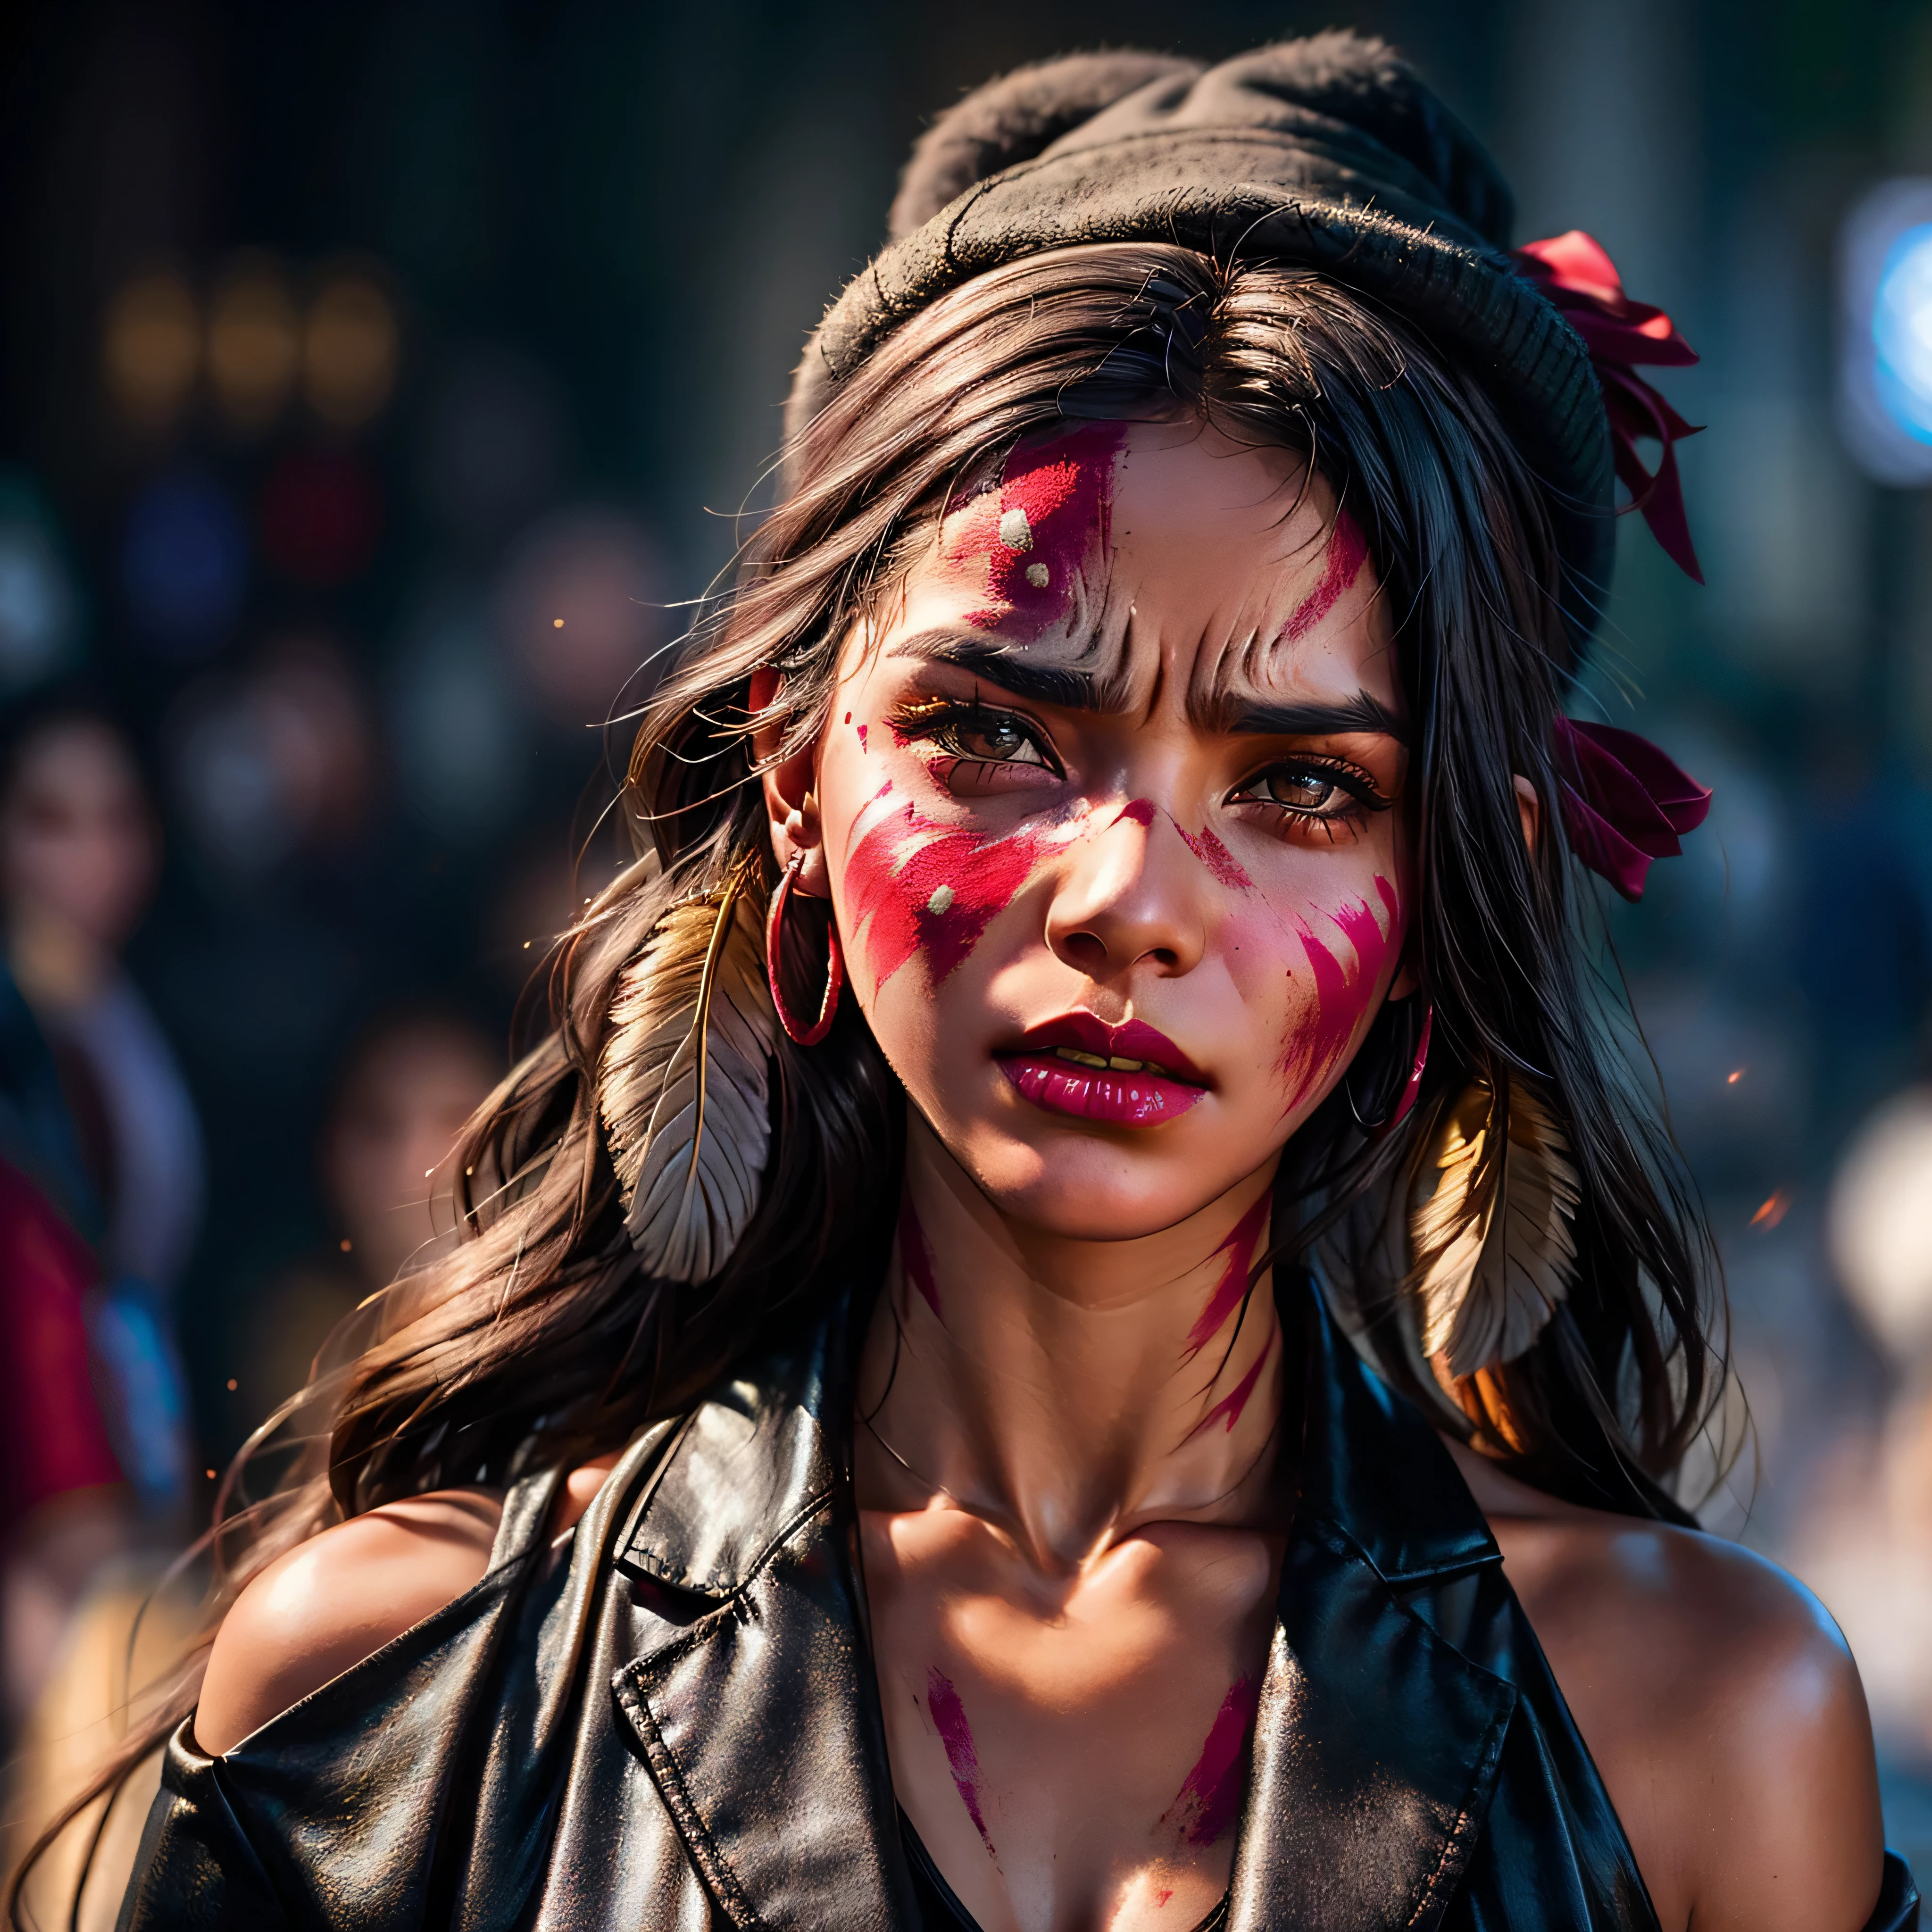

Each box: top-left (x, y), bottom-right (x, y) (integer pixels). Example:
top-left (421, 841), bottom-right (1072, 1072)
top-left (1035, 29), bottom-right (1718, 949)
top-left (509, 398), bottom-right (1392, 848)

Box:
top-left (1044, 800), bottom-right (1208, 982)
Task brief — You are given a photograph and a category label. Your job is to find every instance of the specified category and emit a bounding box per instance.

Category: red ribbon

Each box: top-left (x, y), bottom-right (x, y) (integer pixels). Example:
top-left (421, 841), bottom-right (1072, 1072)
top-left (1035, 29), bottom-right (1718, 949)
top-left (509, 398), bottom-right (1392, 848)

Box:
top-left (1514, 230), bottom-right (1705, 584)
top-left (1552, 717), bottom-right (1711, 902)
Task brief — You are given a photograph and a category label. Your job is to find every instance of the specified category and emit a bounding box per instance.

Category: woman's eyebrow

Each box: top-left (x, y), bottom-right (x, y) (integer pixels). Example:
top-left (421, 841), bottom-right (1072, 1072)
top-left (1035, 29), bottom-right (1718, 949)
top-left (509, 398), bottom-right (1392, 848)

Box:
top-left (885, 628), bottom-right (1119, 712)
top-left (1216, 690), bottom-right (1410, 743)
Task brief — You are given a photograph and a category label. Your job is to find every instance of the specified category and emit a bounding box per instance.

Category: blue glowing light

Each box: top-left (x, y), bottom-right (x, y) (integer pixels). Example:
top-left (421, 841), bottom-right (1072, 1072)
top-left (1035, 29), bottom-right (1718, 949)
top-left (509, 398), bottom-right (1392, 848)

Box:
top-left (1873, 223), bottom-right (1932, 446)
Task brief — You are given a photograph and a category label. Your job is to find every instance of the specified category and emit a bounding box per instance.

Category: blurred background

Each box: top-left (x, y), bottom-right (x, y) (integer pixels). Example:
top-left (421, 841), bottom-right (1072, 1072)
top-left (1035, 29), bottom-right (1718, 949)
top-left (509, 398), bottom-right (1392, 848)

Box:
top-left (2, 0), bottom-right (1932, 1882)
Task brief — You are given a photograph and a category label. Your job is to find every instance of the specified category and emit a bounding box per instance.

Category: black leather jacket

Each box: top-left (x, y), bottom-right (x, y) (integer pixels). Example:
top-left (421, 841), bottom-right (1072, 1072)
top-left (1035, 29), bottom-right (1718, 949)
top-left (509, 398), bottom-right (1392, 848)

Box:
top-left (119, 1282), bottom-right (1918, 1931)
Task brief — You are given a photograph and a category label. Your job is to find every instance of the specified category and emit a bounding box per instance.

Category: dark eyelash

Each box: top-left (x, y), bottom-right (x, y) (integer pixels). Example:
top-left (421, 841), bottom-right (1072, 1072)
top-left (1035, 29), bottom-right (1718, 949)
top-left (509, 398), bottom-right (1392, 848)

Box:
top-left (1237, 755), bottom-right (1393, 818)
top-left (888, 693), bottom-right (1061, 770)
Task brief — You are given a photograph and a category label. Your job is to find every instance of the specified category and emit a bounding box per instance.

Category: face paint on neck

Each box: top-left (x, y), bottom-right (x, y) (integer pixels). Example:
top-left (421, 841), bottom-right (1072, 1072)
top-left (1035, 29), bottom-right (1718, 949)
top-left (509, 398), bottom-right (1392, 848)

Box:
top-left (1281, 508), bottom-right (1368, 644)
top-left (841, 780), bottom-right (1089, 991)
top-left (925, 1668), bottom-right (996, 1855)
top-left (939, 424), bottom-right (1125, 637)
top-left (1185, 1191), bottom-right (1272, 1357)
top-left (1186, 1326), bottom-right (1277, 1441)
top-left (1161, 1676), bottom-right (1263, 1847)
top-left (897, 1193), bottom-right (941, 1322)
top-left (1282, 873), bottom-right (1403, 1115)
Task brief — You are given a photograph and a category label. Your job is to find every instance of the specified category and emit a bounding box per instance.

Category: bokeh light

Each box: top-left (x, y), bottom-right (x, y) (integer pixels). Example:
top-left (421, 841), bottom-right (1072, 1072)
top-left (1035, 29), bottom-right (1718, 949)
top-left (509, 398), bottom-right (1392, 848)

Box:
top-left (1874, 224), bottom-right (1932, 447)
top-left (101, 269), bottom-right (200, 431)
top-left (302, 270), bottom-right (399, 430)
top-left (206, 254), bottom-right (300, 433)
top-left (0, 475), bottom-right (82, 692)
top-left (120, 469), bottom-right (247, 657)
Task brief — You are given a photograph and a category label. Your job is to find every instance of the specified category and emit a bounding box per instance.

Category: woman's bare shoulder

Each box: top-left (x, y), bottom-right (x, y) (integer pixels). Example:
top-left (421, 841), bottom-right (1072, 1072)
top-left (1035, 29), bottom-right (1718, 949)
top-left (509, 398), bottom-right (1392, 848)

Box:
top-left (193, 1451), bottom-right (627, 1757)
top-left (194, 1487), bottom-right (506, 1755)
top-left (1445, 1437), bottom-right (1885, 1932)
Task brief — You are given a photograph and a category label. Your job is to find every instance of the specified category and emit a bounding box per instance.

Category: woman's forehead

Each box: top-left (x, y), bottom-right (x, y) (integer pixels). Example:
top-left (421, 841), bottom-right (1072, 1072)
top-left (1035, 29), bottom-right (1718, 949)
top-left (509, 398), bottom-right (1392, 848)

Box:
top-left (883, 420), bottom-right (1396, 717)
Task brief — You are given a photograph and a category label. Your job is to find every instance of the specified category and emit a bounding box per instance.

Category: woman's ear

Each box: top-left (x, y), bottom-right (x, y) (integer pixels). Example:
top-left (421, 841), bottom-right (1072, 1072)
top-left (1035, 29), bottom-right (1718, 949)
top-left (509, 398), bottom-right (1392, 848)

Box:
top-left (1513, 774), bottom-right (1541, 854)
top-left (753, 669), bottom-right (829, 894)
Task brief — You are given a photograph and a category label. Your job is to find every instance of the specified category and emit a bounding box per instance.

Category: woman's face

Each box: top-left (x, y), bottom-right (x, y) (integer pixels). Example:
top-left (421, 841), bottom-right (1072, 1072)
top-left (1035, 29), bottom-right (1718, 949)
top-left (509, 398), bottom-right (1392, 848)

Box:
top-left (788, 418), bottom-right (1411, 1241)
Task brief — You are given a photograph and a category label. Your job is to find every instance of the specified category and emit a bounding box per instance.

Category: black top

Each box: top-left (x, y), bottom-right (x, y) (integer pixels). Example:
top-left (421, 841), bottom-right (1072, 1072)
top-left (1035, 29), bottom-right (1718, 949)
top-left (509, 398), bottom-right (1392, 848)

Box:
top-left (117, 1277), bottom-right (1918, 1931)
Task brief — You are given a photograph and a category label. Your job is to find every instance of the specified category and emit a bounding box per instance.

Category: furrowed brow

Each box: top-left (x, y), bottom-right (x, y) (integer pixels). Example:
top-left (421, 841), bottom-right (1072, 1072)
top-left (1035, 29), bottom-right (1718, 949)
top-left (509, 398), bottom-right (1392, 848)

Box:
top-left (887, 630), bottom-right (1111, 712)
top-left (1218, 690), bottom-right (1410, 744)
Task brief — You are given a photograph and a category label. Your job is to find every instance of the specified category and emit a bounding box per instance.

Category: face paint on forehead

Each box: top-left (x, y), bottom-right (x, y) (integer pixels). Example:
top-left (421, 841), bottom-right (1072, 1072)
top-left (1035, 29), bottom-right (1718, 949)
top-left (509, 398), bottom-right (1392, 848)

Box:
top-left (939, 422), bottom-right (1126, 638)
top-left (1281, 508), bottom-right (1369, 644)
top-left (1282, 872), bottom-right (1403, 1116)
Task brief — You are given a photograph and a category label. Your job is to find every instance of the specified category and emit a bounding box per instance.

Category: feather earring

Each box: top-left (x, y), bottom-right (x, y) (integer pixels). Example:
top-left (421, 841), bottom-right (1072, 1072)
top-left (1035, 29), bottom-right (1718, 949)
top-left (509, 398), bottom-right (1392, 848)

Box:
top-left (1408, 1074), bottom-right (1581, 1380)
top-left (599, 860), bottom-right (779, 1283)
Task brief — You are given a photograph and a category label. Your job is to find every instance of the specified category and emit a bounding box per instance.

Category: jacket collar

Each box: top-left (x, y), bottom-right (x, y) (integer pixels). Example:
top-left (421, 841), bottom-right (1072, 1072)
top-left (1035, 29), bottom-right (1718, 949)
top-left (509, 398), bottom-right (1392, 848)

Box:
top-left (612, 1281), bottom-right (1514, 1932)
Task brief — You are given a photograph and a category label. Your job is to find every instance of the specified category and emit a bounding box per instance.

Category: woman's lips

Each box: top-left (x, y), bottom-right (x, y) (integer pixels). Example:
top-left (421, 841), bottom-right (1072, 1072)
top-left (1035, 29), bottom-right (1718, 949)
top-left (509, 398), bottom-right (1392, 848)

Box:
top-left (996, 1013), bottom-right (1208, 1127)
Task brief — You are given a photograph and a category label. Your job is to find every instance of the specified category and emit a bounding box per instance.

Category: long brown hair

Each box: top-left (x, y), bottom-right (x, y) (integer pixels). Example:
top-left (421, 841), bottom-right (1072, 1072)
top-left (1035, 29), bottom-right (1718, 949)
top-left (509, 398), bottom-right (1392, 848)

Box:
top-left (14, 241), bottom-right (1722, 1917)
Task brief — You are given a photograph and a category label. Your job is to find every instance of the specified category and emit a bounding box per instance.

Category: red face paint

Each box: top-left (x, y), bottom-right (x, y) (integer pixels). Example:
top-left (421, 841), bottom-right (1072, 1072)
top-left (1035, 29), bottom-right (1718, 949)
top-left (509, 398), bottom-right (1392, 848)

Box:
top-left (940, 424), bottom-right (1124, 635)
top-left (1282, 509), bottom-right (1368, 643)
top-left (925, 1669), bottom-right (995, 1852)
top-left (841, 781), bottom-right (1086, 991)
top-left (1177, 822), bottom-right (1254, 892)
top-left (1114, 797), bottom-right (1158, 828)
top-left (857, 723), bottom-right (867, 751)
top-left (1282, 877), bottom-right (1400, 1114)
top-left (897, 1194), bottom-right (941, 1321)
top-left (1161, 1676), bottom-right (1263, 1846)
top-left (1187, 1327), bottom-right (1277, 1440)
top-left (1184, 1191), bottom-right (1272, 1357)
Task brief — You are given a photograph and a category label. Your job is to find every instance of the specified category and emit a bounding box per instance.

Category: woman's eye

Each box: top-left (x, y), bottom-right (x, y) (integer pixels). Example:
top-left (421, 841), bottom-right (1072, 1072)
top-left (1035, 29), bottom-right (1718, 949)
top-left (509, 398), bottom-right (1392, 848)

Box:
top-left (1240, 765), bottom-right (1355, 816)
top-left (943, 715), bottom-right (1046, 765)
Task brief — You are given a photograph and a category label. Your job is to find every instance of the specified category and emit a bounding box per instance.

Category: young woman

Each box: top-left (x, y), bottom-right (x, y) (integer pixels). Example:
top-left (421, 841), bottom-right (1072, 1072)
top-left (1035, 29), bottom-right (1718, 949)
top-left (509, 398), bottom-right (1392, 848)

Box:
top-left (43, 33), bottom-right (1916, 1932)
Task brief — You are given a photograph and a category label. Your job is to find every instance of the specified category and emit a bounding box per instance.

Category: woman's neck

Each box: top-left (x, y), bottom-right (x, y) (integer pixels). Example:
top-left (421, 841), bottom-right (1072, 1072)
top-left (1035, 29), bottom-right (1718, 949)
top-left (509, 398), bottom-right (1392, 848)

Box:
top-left (854, 1117), bottom-right (1286, 1571)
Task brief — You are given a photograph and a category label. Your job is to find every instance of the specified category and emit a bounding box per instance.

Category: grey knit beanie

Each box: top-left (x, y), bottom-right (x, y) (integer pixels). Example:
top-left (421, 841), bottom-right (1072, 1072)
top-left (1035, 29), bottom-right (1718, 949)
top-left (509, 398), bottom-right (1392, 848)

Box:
top-left (785, 33), bottom-right (1616, 648)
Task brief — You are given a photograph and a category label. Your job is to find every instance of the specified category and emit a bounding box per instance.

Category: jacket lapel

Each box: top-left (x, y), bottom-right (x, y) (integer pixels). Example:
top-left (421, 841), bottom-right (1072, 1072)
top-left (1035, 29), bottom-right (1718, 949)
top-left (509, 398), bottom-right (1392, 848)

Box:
top-left (608, 1303), bottom-right (919, 1932)
top-left (1226, 1288), bottom-right (1518, 1932)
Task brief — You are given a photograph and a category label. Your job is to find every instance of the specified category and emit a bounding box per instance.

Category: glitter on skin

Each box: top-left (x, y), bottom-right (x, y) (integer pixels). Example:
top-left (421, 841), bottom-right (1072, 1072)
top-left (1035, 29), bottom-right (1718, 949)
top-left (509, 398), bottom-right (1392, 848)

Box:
top-left (1160, 1677), bottom-right (1263, 1847)
top-left (898, 1193), bottom-right (942, 1321)
top-left (926, 1668), bottom-right (996, 1853)
top-left (1184, 1191), bottom-right (1273, 1357)
top-left (1281, 509), bottom-right (1369, 643)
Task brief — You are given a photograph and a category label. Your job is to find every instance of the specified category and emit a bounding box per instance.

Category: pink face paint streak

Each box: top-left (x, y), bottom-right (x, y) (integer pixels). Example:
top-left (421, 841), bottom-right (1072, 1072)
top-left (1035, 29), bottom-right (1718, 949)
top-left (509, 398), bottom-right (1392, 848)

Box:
top-left (841, 778), bottom-right (1087, 991)
top-left (1187, 1327), bottom-right (1277, 1441)
top-left (940, 424), bottom-right (1125, 635)
top-left (1185, 1191), bottom-right (1273, 1357)
top-left (1177, 823), bottom-right (1254, 892)
top-left (925, 1669), bottom-right (995, 1853)
top-left (1161, 1677), bottom-right (1264, 1847)
top-left (897, 1194), bottom-right (941, 1321)
top-left (857, 723), bottom-right (867, 751)
top-left (1282, 508), bottom-right (1368, 643)
top-left (1282, 876), bottom-right (1401, 1115)
top-left (1114, 797), bottom-right (1157, 828)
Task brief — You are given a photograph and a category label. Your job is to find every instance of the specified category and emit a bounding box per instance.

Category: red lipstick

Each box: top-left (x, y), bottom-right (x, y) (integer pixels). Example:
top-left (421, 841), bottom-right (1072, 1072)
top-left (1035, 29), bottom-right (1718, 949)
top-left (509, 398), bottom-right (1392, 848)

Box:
top-left (997, 1013), bottom-right (1208, 1127)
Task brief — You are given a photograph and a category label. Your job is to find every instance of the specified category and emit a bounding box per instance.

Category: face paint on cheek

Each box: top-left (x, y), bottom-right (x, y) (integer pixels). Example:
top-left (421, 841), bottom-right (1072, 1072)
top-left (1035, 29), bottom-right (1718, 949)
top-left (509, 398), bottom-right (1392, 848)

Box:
top-left (841, 783), bottom-right (1083, 991)
top-left (925, 1669), bottom-right (996, 1855)
top-left (1281, 876), bottom-right (1402, 1114)
top-left (1184, 1191), bottom-right (1272, 1357)
top-left (1282, 508), bottom-right (1369, 643)
top-left (939, 424), bottom-right (1125, 636)
top-left (1160, 1677), bottom-right (1263, 1847)
top-left (1178, 822), bottom-right (1254, 892)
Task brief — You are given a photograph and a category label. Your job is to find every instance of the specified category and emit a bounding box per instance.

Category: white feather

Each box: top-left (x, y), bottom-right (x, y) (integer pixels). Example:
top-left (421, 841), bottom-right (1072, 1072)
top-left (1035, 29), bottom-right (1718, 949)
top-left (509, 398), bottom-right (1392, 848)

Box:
top-left (1410, 1076), bottom-right (1580, 1379)
top-left (599, 874), bottom-right (778, 1282)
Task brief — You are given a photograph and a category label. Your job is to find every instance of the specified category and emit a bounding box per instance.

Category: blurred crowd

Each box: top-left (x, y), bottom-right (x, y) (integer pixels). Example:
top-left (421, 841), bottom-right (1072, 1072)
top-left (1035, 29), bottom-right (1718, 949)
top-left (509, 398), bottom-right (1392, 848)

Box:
top-left (3, 0), bottom-right (1932, 1890)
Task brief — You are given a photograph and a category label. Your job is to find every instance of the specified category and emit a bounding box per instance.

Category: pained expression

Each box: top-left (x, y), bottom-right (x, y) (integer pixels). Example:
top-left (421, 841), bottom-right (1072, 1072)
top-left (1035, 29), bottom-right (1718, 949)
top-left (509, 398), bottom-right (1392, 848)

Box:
top-left (801, 418), bottom-right (1411, 1240)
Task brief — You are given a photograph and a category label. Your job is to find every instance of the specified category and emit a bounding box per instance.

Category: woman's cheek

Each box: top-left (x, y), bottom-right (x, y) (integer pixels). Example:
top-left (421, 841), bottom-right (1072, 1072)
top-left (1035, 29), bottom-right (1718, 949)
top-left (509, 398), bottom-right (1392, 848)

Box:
top-left (1274, 873), bottom-right (1404, 1116)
